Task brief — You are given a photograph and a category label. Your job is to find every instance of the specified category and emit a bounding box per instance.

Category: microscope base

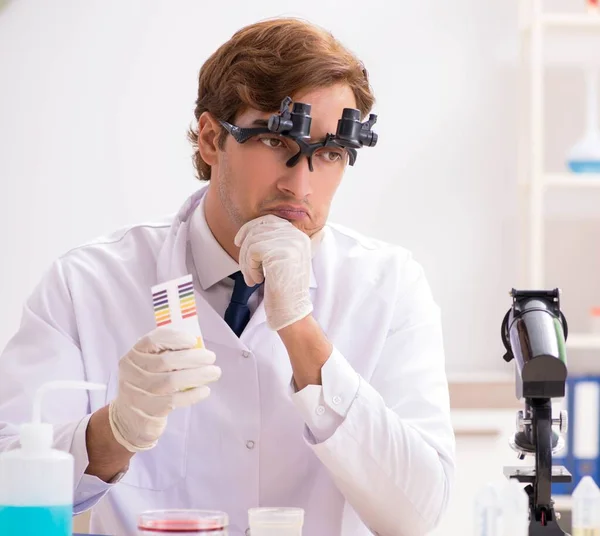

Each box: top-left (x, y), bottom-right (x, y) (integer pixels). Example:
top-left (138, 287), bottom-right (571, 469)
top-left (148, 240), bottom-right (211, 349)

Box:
top-left (503, 466), bottom-right (572, 536)
top-left (529, 520), bottom-right (570, 536)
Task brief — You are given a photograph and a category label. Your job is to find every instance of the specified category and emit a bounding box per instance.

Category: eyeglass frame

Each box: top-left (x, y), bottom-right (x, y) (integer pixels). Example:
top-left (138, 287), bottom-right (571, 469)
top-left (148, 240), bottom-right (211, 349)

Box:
top-left (218, 119), bottom-right (358, 172)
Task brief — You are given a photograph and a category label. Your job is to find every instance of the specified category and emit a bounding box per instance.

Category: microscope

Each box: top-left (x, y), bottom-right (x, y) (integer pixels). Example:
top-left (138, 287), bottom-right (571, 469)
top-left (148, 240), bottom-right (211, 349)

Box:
top-left (501, 289), bottom-right (571, 536)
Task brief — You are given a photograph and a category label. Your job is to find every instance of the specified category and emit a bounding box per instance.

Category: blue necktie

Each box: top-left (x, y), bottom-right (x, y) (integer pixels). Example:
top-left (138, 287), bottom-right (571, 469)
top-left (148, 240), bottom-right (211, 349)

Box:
top-left (224, 271), bottom-right (261, 337)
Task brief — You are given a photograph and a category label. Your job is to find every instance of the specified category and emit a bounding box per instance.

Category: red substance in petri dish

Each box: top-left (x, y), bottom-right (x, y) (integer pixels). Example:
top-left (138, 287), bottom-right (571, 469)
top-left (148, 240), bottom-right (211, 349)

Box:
top-left (138, 519), bottom-right (226, 533)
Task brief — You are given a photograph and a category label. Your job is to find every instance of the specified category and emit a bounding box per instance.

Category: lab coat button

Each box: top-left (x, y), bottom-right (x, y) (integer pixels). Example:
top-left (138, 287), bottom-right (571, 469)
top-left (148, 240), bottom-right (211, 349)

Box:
top-left (246, 440), bottom-right (255, 449)
top-left (242, 350), bottom-right (251, 358)
top-left (316, 405), bottom-right (325, 416)
top-left (332, 395), bottom-right (342, 405)
top-left (245, 529), bottom-right (251, 536)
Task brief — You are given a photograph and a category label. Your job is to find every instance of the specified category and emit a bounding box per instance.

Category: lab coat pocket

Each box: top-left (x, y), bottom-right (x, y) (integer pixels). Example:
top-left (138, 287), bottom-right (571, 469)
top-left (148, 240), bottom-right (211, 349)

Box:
top-left (105, 371), bottom-right (190, 491)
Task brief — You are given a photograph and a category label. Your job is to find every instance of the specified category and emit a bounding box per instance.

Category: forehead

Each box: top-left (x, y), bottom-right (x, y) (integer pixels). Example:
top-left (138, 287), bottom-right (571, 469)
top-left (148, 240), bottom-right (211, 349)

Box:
top-left (239, 84), bottom-right (357, 139)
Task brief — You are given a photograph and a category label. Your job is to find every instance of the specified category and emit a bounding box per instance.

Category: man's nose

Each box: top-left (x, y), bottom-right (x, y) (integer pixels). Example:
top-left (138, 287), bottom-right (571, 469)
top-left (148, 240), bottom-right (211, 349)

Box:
top-left (277, 156), bottom-right (314, 199)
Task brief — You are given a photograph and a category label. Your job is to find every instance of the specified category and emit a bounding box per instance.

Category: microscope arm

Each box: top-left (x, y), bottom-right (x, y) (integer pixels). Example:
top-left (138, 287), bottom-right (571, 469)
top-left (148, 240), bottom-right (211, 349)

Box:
top-left (532, 400), bottom-right (554, 523)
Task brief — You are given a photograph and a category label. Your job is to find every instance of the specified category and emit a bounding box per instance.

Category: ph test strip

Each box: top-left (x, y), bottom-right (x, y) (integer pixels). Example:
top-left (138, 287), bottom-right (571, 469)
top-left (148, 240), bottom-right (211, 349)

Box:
top-left (151, 274), bottom-right (204, 348)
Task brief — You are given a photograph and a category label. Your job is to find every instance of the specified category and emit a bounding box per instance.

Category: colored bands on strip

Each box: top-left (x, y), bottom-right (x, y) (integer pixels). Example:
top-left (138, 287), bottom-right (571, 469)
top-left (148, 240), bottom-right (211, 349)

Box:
top-left (178, 280), bottom-right (197, 319)
top-left (153, 287), bottom-right (171, 326)
top-left (152, 275), bottom-right (199, 332)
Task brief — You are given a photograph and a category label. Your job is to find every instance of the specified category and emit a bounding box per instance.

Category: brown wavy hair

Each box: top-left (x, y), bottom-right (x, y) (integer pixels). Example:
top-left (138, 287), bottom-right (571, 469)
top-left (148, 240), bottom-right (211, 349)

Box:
top-left (187, 17), bottom-right (375, 181)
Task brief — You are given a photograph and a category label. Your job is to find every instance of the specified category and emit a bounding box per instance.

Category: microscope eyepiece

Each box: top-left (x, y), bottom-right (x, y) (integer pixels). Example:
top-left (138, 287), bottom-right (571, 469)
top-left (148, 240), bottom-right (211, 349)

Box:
top-left (502, 289), bottom-right (568, 400)
top-left (335, 109), bottom-right (378, 149)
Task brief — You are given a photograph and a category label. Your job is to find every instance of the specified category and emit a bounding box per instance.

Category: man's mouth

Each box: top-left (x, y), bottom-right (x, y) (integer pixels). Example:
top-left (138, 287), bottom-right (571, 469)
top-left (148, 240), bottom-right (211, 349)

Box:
top-left (268, 205), bottom-right (309, 221)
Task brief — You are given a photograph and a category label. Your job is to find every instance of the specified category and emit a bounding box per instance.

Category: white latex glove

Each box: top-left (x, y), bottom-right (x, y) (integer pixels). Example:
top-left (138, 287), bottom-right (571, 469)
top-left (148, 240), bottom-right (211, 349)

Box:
top-left (108, 326), bottom-right (221, 453)
top-left (235, 214), bottom-right (321, 331)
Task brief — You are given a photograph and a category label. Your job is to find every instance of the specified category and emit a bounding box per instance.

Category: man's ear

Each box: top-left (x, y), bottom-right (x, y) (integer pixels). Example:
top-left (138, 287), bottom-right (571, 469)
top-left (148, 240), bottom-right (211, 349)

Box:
top-left (197, 112), bottom-right (222, 166)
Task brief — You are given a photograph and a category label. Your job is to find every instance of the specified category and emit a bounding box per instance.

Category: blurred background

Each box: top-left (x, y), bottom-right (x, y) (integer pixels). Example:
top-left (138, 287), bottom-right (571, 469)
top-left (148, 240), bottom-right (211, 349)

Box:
top-left (1, 0), bottom-right (600, 533)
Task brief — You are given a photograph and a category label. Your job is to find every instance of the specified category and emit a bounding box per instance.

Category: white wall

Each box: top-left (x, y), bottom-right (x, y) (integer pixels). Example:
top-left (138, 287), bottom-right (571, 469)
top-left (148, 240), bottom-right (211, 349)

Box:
top-left (1, 0), bottom-right (596, 376)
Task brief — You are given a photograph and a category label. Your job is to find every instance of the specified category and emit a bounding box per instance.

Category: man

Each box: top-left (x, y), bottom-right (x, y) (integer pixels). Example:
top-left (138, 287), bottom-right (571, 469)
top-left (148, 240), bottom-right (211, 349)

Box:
top-left (0, 17), bottom-right (455, 536)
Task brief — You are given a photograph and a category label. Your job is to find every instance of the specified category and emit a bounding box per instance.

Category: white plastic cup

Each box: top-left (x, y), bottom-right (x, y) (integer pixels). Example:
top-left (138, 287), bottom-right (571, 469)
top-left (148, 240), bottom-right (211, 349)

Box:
top-left (248, 507), bottom-right (304, 536)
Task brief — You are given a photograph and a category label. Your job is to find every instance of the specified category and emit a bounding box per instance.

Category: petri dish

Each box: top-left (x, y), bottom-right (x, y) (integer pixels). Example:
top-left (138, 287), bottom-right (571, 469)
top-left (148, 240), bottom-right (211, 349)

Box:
top-left (138, 509), bottom-right (228, 534)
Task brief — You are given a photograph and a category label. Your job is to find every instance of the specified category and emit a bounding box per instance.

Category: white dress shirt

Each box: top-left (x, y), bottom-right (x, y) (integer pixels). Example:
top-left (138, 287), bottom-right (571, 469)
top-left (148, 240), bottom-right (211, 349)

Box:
top-left (0, 187), bottom-right (455, 536)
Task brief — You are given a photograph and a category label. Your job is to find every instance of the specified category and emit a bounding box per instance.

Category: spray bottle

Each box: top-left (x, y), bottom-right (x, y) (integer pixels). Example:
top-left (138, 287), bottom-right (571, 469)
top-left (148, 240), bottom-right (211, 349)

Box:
top-left (0, 381), bottom-right (105, 536)
top-left (474, 478), bottom-right (529, 536)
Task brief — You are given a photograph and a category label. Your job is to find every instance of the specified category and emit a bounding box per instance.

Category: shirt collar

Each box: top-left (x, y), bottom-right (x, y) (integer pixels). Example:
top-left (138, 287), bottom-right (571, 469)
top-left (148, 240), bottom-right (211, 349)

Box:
top-left (189, 195), bottom-right (240, 290)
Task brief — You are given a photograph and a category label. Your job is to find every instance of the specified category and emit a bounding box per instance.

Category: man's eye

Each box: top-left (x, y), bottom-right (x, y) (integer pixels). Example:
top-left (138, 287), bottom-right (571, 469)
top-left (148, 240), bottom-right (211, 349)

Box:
top-left (325, 151), bottom-right (343, 161)
top-left (260, 137), bottom-right (285, 148)
top-left (318, 150), bottom-right (344, 162)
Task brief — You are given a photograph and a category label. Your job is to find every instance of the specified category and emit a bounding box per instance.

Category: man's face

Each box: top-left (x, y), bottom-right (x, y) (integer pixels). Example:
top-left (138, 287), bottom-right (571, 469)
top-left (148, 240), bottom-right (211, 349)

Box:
top-left (212, 84), bottom-right (357, 237)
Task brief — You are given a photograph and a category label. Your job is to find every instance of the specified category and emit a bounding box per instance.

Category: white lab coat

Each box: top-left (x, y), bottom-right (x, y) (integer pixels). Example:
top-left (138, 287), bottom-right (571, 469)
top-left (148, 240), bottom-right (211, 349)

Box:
top-left (0, 188), bottom-right (455, 536)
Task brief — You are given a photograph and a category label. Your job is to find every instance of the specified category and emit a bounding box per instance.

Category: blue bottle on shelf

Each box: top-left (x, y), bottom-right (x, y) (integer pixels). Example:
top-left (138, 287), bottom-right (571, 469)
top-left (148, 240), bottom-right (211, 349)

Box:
top-left (567, 67), bottom-right (600, 174)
